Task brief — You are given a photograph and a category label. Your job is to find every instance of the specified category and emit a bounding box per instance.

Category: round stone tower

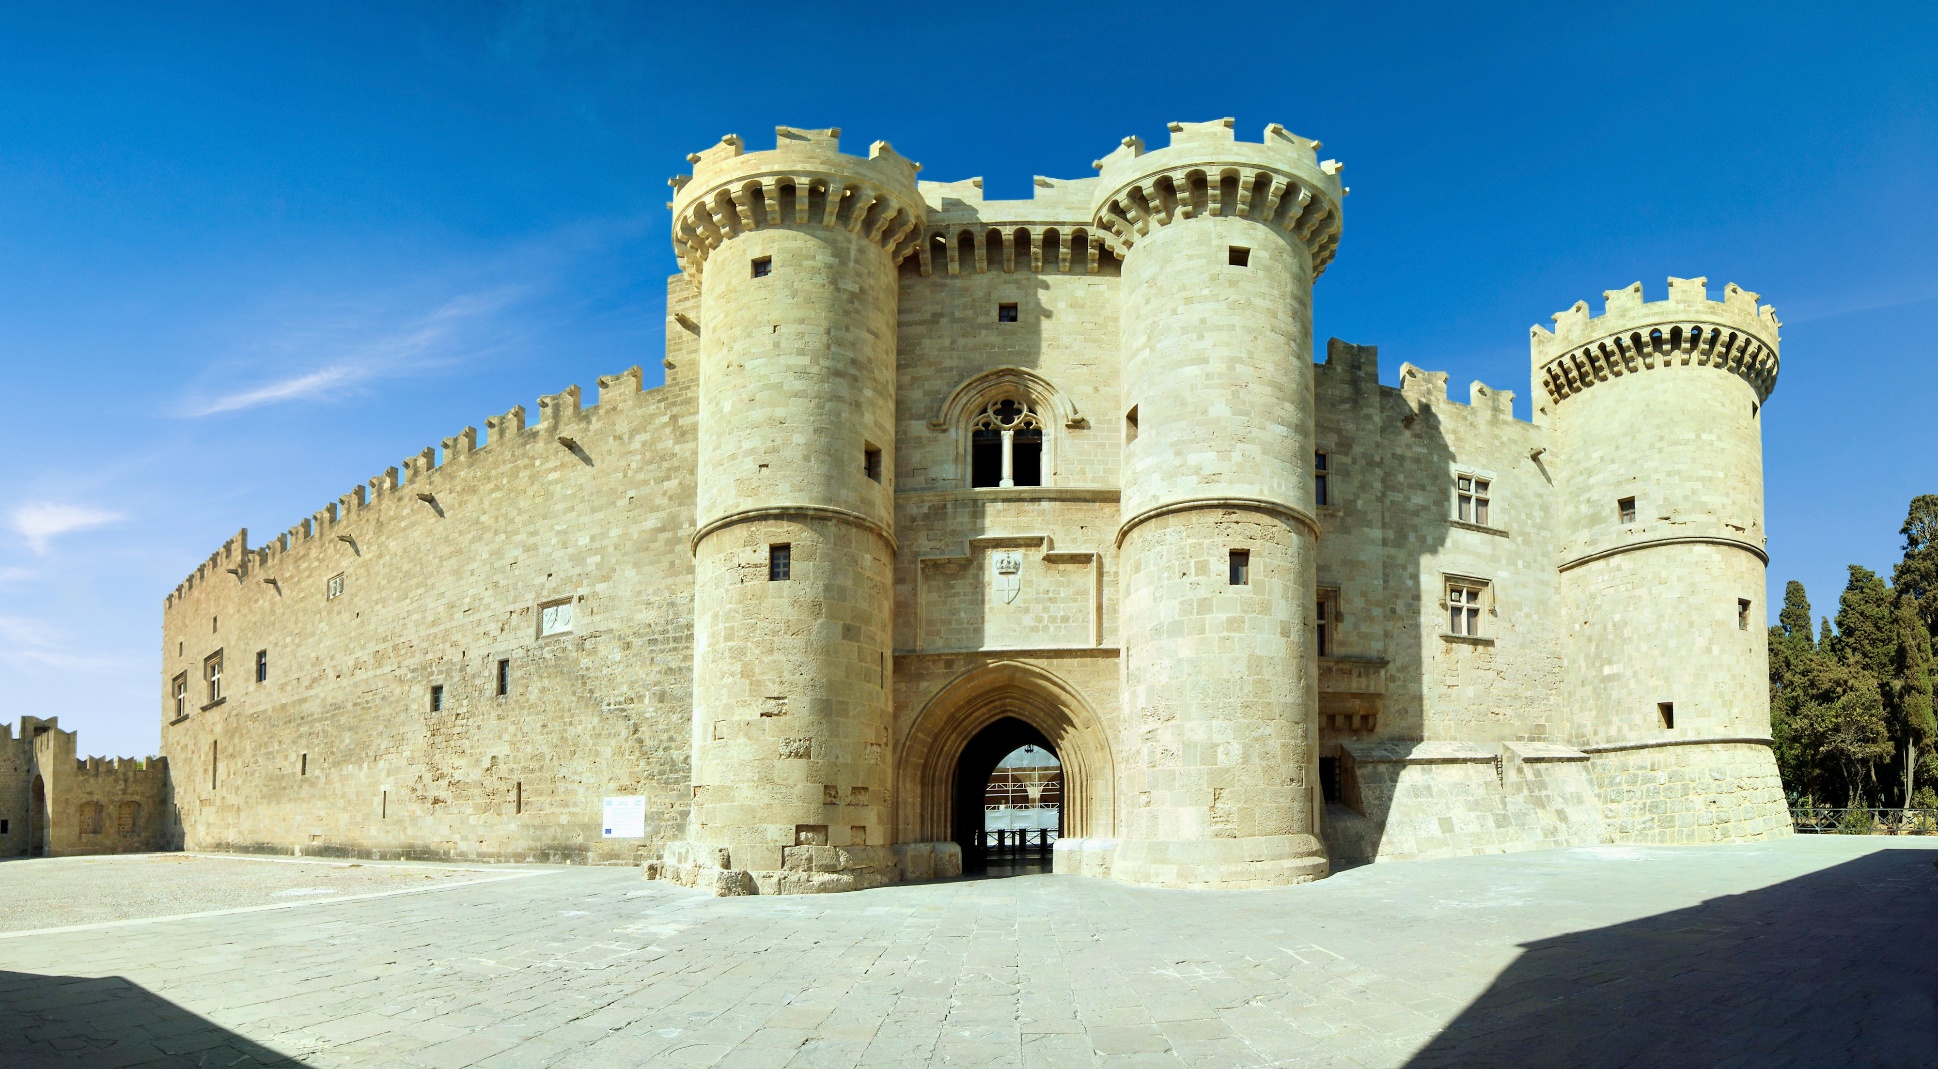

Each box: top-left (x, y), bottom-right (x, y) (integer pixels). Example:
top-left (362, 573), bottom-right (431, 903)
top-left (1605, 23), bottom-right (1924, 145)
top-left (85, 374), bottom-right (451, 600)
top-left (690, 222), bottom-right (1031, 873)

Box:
top-left (662, 127), bottom-right (925, 893)
top-left (1534, 276), bottom-right (1792, 842)
top-left (1093, 119), bottom-right (1345, 888)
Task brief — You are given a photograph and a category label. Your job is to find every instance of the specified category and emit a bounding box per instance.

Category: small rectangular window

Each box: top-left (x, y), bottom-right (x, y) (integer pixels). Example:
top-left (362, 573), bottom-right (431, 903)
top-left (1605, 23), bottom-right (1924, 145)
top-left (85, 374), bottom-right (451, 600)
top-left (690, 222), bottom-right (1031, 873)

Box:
top-left (1618, 497), bottom-right (1636, 524)
top-left (172, 673), bottom-right (188, 719)
top-left (1659, 702), bottom-right (1675, 729)
top-left (1314, 451), bottom-right (1330, 507)
top-left (300, 753), bottom-right (307, 777)
top-left (1738, 599), bottom-right (1752, 630)
top-left (1456, 474), bottom-right (1491, 526)
top-left (769, 544), bottom-right (792, 581)
top-left (864, 446), bottom-right (882, 483)
top-left (1228, 246), bottom-right (1250, 267)
top-left (1316, 590), bottom-right (1338, 656)
top-left (539, 599), bottom-right (574, 637)
top-left (1124, 405), bottom-right (1139, 444)
top-left (255, 649), bottom-right (268, 683)
top-left (326, 573), bottom-right (345, 599)
top-left (431, 684), bottom-right (444, 712)
top-left (997, 303), bottom-right (1018, 323)
top-left (1, 819), bottom-right (8, 834)
top-left (1229, 549), bottom-right (1250, 586)
top-left (751, 256), bottom-right (771, 278)
top-left (204, 651), bottom-right (224, 704)
top-left (496, 659), bottom-right (510, 697)
top-left (1447, 584), bottom-right (1486, 637)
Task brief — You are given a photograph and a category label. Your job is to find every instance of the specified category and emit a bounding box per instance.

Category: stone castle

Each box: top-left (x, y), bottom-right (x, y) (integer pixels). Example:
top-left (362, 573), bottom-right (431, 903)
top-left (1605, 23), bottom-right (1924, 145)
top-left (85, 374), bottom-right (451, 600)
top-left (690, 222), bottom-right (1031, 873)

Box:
top-left (150, 118), bottom-right (1793, 891)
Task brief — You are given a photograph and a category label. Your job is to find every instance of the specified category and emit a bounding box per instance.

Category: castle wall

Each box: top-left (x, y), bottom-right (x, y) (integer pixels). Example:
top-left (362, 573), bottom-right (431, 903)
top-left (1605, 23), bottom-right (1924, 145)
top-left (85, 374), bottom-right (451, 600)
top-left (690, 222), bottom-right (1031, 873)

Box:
top-left (160, 353), bottom-right (701, 864)
top-left (0, 721), bottom-right (36, 856)
top-left (151, 122), bottom-right (1792, 886)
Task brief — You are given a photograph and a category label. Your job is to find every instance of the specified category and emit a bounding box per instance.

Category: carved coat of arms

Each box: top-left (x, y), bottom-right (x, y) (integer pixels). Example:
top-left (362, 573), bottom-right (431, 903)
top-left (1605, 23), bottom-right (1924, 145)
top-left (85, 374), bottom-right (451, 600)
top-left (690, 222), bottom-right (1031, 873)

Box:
top-left (991, 551), bottom-right (1023, 604)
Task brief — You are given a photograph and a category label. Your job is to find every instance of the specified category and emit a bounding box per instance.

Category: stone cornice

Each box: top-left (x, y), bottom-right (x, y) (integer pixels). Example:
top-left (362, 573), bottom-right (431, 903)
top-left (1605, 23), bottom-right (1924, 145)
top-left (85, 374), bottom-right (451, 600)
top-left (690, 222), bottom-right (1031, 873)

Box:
top-left (1558, 535), bottom-right (1768, 573)
top-left (1116, 496), bottom-right (1320, 548)
top-left (691, 505), bottom-right (897, 555)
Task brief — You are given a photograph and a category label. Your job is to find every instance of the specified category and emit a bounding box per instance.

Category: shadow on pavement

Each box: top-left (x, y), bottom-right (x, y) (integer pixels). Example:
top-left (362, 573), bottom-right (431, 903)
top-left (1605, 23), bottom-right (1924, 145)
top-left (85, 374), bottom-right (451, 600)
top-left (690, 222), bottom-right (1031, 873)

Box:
top-left (0, 969), bottom-right (301, 1067)
top-left (1406, 847), bottom-right (1938, 1068)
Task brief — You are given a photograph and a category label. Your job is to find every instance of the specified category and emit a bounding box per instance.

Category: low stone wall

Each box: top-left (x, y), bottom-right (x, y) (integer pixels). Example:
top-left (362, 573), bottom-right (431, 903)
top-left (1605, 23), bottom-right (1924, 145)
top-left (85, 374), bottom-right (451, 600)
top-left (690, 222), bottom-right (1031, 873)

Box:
top-left (649, 839), bottom-right (960, 896)
top-left (1585, 739), bottom-right (1793, 844)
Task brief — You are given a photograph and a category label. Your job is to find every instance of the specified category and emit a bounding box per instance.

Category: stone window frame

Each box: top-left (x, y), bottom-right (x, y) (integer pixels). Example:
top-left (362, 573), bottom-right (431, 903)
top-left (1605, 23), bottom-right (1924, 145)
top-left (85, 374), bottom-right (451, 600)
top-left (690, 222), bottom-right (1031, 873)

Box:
top-left (1441, 576), bottom-right (1493, 642)
top-left (171, 672), bottom-right (188, 722)
top-left (203, 649), bottom-right (225, 708)
top-left (1316, 586), bottom-right (1341, 657)
top-left (537, 596), bottom-right (576, 639)
top-left (1314, 449), bottom-right (1332, 508)
top-left (326, 572), bottom-right (345, 600)
top-left (1453, 470), bottom-right (1493, 527)
top-left (929, 367), bottom-right (1085, 492)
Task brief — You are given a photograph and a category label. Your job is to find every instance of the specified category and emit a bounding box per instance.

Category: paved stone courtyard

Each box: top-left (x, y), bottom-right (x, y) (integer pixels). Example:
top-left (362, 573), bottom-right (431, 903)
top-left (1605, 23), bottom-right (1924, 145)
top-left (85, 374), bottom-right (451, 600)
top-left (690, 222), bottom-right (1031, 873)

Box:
top-left (0, 838), bottom-right (1933, 1068)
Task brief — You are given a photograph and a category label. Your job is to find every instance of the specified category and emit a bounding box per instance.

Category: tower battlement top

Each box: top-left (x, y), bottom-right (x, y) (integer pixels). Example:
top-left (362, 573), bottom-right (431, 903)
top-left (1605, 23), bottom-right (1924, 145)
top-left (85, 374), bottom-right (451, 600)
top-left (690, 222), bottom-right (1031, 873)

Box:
top-left (1532, 277), bottom-right (1780, 363)
top-left (667, 126), bottom-right (928, 279)
top-left (1089, 119), bottom-right (1346, 271)
top-left (1531, 278), bottom-right (1781, 406)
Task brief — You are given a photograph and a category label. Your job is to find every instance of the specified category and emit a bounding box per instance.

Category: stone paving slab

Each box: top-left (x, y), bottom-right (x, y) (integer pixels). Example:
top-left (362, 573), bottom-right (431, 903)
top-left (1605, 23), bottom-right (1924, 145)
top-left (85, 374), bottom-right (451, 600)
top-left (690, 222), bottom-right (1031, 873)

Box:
top-left (0, 854), bottom-right (539, 934)
top-left (0, 838), bottom-right (1932, 1067)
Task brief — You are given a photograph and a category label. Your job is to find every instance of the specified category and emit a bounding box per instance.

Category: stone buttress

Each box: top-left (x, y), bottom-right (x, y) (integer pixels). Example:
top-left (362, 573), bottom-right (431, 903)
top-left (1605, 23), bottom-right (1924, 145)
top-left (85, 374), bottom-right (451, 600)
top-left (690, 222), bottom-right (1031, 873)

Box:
top-left (1535, 277), bottom-right (1793, 843)
top-left (1096, 120), bottom-right (1344, 888)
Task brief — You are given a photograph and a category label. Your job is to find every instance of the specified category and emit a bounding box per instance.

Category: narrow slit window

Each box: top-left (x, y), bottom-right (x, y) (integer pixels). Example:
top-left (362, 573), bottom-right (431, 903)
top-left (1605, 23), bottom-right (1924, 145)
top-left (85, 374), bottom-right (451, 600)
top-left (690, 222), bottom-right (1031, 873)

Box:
top-left (1456, 474), bottom-right (1491, 526)
top-left (1618, 497), bottom-right (1636, 524)
top-left (1314, 451), bottom-right (1330, 507)
top-left (997, 302), bottom-right (1018, 323)
top-left (751, 256), bottom-right (771, 278)
top-left (255, 649), bottom-right (268, 683)
top-left (431, 684), bottom-right (444, 712)
top-left (496, 659), bottom-right (510, 697)
top-left (1738, 599), bottom-right (1752, 630)
top-left (864, 445), bottom-right (882, 483)
top-left (300, 753), bottom-right (307, 776)
top-left (1316, 591), bottom-right (1338, 656)
top-left (1659, 702), bottom-right (1675, 729)
top-left (1229, 549), bottom-right (1250, 586)
top-left (1228, 246), bottom-right (1250, 267)
top-left (769, 544), bottom-right (792, 582)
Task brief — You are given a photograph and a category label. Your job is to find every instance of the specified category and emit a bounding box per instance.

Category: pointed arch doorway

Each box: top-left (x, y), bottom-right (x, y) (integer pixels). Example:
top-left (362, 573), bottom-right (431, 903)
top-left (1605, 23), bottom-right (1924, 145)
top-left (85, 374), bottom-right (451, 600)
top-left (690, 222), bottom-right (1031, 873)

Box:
top-left (898, 660), bottom-right (1114, 875)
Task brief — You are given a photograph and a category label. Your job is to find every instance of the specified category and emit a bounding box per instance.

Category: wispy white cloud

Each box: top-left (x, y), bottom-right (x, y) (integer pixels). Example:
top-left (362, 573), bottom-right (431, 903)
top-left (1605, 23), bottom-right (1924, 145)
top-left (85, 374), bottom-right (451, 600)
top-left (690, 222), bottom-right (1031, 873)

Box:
top-left (10, 502), bottom-right (124, 554)
top-left (0, 615), bottom-right (143, 673)
top-left (181, 288), bottom-right (525, 417)
top-left (1780, 284), bottom-right (1938, 325)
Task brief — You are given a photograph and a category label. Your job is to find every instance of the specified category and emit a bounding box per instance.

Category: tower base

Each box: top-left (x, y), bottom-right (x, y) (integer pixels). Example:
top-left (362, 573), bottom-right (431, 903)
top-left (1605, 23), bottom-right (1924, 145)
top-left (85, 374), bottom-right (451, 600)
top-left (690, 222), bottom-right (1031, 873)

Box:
top-left (1585, 739), bottom-right (1794, 844)
top-left (651, 840), bottom-right (902, 896)
top-left (1110, 834), bottom-right (1329, 890)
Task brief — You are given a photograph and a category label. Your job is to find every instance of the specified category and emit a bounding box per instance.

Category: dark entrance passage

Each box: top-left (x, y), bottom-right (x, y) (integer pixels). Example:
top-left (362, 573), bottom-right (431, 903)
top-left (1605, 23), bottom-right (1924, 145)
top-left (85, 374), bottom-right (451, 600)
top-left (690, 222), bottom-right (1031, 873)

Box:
top-left (951, 716), bottom-right (1061, 876)
top-left (28, 775), bottom-right (46, 857)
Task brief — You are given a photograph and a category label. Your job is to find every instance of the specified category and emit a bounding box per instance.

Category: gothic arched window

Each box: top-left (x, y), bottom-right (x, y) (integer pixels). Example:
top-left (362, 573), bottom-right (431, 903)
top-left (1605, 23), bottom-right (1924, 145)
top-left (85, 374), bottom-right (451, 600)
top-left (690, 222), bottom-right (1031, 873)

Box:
top-left (969, 398), bottom-right (1044, 488)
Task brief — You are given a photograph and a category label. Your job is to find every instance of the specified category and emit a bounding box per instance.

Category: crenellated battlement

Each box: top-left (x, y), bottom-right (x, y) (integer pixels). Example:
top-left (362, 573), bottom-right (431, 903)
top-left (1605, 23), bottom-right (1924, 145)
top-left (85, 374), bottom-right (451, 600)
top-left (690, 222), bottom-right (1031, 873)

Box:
top-left (165, 365), bottom-right (652, 610)
top-left (1089, 118), bottom-right (1346, 272)
top-left (1531, 277), bottom-right (1781, 406)
top-left (669, 126), bottom-right (928, 281)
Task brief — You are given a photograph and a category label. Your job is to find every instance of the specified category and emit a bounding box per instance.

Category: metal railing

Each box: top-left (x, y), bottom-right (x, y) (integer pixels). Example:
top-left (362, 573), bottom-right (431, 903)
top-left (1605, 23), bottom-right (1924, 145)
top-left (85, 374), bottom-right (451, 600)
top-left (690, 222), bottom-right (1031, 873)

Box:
top-left (975, 828), bottom-right (1059, 851)
top-left (1789, 807), bottom-right (1938, 835)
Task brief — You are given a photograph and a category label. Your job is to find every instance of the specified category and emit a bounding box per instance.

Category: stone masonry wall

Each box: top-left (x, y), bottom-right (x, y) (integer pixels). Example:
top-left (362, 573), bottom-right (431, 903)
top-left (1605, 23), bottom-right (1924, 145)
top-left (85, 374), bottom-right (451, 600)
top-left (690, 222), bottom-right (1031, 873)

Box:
top-left (160, 339), bottom-right (700, 864)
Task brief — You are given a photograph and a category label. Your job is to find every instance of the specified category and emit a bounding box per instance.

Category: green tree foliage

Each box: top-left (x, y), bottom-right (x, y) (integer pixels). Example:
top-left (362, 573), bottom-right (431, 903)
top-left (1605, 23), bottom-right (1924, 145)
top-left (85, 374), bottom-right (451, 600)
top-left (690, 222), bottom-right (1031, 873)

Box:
top-left (1892, 495), bottom-right (1938, 634)
top-left (1769, 497), bottom-right (1938, 809)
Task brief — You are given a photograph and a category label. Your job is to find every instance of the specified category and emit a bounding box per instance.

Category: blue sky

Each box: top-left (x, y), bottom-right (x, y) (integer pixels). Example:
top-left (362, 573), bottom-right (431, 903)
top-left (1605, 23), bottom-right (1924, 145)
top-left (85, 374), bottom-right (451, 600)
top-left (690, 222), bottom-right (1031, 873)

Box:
top-left (1, 2), bottom-right (1933, 757)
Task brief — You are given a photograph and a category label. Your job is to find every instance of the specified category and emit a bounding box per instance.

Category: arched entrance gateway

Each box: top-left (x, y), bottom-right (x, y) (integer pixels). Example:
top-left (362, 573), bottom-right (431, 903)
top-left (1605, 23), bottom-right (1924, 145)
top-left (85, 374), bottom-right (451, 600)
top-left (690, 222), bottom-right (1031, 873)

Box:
top-left (898, 661), bottom-right (1114, 874)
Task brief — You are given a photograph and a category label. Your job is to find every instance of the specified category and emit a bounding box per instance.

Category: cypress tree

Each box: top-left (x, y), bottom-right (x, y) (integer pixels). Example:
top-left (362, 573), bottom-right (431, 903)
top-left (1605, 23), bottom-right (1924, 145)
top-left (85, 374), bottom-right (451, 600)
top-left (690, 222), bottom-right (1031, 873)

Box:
top-left (1891, 596), bottom-right (1934, 805)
